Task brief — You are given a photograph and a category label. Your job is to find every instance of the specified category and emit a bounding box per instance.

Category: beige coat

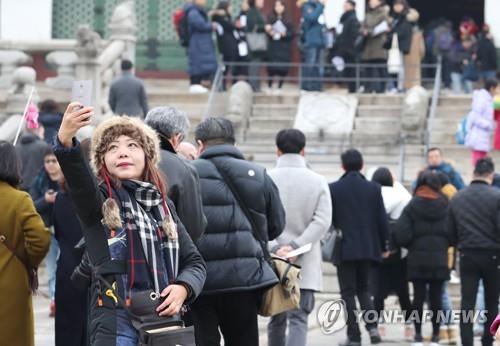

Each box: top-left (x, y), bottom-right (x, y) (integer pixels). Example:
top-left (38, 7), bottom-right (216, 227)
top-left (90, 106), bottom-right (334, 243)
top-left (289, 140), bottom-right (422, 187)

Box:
top-left (0, 181), bottom-right (50, 346)
top-left (362, 5), bottom-right (390, 61)
top-left (404, 9), bottom-right (425, 89)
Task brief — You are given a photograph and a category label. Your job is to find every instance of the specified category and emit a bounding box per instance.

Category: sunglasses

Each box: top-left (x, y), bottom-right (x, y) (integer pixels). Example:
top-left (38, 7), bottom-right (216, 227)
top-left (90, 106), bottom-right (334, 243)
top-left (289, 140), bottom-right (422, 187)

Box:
top-left (44, 159), bottom-right (58, 164)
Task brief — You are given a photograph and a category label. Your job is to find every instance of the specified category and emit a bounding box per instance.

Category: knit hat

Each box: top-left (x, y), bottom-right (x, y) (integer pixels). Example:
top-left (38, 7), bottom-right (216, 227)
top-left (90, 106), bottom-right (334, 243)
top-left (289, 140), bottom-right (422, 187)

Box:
top-left (90, 116), bottom-right (161, 231)
top-left (90, 116), bottom-right (161, 175)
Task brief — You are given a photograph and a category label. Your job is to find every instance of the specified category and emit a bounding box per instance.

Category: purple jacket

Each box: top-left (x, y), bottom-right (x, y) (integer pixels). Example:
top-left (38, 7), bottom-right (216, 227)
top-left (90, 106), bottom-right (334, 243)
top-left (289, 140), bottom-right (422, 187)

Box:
top-left (465, 89), bottom-right (494, 152)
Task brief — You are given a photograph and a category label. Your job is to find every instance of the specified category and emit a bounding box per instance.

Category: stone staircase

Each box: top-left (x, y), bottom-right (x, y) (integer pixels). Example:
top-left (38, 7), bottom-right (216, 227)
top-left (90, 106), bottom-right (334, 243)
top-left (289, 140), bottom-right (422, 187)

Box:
top-left (240, 92), bottom-right (424, 182)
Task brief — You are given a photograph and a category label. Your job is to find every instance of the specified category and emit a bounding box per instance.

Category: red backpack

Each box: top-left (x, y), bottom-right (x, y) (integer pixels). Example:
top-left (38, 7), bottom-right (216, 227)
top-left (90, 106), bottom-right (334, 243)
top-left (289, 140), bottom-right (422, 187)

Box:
top-left (173, 8), bottom-right (190, 47)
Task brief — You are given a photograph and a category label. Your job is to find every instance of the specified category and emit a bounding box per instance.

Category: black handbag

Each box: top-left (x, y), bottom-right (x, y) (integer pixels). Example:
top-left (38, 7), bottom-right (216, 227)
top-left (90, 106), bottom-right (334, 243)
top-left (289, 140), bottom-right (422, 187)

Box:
top-left (96, 275), bottom-right (195, 346)
top-left (320, 227), bottom-right (343, 265)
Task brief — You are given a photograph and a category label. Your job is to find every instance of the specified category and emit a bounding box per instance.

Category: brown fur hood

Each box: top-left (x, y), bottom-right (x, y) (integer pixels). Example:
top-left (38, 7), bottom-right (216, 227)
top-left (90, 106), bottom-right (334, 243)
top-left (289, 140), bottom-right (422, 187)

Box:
top-left (90, 116), bottom-right (160, 175)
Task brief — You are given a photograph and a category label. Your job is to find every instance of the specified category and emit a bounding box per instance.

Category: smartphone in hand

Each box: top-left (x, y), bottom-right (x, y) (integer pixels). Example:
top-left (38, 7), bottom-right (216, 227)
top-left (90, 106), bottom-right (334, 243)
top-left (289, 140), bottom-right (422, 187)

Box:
top-left (71, 80), bottom-right (93, 109)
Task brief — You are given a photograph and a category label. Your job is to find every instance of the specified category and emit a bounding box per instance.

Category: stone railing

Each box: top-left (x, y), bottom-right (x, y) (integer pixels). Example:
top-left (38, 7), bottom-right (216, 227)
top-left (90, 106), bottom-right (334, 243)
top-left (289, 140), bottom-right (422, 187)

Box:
top-left (0, 0), bottom-right (136, 138)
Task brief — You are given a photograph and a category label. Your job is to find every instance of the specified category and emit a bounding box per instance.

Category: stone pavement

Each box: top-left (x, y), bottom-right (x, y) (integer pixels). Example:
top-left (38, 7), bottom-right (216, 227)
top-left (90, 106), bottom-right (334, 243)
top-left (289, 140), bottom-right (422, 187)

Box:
top-left (35, 290), bottom-right (491, 346)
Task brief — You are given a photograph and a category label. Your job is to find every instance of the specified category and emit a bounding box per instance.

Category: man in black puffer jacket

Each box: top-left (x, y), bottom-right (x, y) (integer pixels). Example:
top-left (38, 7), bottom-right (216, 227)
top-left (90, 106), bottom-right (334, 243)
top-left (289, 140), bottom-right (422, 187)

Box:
top-left (191, 117), bottom-right (285, 346)
top-left (449, 157), bottom-right (500, 346)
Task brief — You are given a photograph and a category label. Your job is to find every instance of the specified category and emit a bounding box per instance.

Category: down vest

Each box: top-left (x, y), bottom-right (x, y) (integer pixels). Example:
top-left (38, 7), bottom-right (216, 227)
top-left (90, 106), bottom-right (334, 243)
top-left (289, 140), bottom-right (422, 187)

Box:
top-left (193, 144), bottom-right (286, 295)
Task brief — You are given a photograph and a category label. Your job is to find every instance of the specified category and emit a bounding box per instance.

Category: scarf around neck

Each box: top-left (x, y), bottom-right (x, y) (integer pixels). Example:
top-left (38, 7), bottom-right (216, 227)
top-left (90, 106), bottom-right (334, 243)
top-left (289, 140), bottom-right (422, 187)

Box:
top-left (113, 180), bottom-right (179, 295)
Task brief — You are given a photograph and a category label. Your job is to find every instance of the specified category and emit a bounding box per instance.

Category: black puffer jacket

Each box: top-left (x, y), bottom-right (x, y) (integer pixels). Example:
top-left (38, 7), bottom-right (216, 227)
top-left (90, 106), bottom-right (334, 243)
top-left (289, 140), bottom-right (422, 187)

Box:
top-left (385, 12), bottom-right (413, 54)
top-left (193, 144), bottom-right (285, 295)
top-left (449, 181), bottom-right (500, 251)
top-left (334, 9), bottom-right (361, 58)
top-left (395, 194), bottom-right (451, 281)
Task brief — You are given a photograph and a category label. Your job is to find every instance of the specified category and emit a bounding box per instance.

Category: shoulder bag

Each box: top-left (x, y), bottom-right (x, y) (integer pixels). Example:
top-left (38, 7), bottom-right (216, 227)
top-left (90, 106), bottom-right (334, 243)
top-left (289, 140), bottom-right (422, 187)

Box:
top-left (95, 273), bottom-right (195, 346)
top-left (320, 226), bottom-right (343, 265)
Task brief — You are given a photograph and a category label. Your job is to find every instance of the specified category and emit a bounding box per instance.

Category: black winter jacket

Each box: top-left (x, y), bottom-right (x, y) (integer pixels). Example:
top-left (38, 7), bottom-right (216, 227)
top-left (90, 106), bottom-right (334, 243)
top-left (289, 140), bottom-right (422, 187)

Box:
top-left (395, 195), bottom-right (450, 281)
top-left (449, 180), bottom-right (500, 251)
top-left (54, 139), bottom-right (206, 346)
top-left (212, 12), bottom-right (240, 61)
top-left (334, 10), bottom-right (361, 58)
top-left (476, 34), bottom-right (498, 72)
top-left (158, 139), bottom-right (206, 241)
top-left (385, 12), bottom-right (413, 54)
top-left (193, 144), bottom-right (285, 295)
top-left (266, 15), bottom-right (294, 69)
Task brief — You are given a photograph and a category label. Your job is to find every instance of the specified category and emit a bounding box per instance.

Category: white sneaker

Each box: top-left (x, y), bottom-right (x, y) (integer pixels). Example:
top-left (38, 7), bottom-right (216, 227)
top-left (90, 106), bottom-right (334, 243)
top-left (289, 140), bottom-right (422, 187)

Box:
top-left (189, 84), bottom-right (208, 93)
top-left (430, 343), bottom-right (441, 346)
top-left (411, 343), bottom-right (423, 346)
top-left (449, 270), bottom-right (460, 284)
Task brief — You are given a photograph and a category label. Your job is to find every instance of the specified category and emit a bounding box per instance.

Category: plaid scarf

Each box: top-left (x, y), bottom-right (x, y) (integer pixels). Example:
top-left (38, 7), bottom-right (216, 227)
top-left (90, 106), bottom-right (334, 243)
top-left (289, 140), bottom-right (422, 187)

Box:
top-left (115, 180), bottom-right (179, 294)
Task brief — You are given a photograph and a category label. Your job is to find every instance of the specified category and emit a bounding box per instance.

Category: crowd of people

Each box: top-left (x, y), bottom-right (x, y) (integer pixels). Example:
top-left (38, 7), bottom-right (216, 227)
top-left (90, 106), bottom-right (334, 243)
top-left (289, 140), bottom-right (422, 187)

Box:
top-left (1, 79), bottom-right (500, 346)
top-left (177, 0), bottom-right (498, 94)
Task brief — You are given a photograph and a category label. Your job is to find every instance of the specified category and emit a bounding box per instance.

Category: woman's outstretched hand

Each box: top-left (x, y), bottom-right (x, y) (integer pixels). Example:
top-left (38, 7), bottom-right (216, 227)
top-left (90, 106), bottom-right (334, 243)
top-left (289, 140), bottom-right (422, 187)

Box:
top-left (58, 102), bottom-right (94, 148)
top-left (156, 284), bottom-right (188, 317)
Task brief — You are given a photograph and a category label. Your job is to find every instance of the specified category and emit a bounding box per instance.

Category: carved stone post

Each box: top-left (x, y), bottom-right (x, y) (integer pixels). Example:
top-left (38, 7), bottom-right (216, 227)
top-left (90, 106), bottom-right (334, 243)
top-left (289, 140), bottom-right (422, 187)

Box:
top-left (108, 1), bottom-right (137, 63)
top-left (0, 50), bottom-right (32, 87)
top-left (45, 51), bottom-right (78, 89)
top-left (74, 25), bottom-right (102, 118)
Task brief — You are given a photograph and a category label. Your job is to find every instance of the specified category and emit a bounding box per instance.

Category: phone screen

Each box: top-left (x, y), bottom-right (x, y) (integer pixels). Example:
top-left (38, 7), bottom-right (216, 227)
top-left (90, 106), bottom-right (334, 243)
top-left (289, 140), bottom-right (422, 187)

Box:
top-left (71, 80), bottom-right (93, 108)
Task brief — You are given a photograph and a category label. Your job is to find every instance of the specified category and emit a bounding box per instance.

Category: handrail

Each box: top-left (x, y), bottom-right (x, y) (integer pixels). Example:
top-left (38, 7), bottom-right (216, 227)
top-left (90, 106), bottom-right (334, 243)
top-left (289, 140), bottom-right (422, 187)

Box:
top-left (203, 62), bottom-right (224, 119)
top-left (424, 56), bottom-right (443, 155)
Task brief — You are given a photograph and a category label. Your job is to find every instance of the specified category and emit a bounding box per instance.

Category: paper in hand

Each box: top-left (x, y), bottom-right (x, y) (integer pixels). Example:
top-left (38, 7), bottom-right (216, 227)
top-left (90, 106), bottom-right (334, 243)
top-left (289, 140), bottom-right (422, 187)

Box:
top-left (284, 243), bottom-right (312, 259)
top-left (373, 21), bottom-right (389, 36)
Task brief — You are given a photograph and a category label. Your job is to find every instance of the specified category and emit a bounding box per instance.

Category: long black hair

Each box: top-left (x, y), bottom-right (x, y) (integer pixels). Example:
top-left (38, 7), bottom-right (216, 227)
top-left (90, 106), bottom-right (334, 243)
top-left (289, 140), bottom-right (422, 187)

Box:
top-left (0, 141), bottom-right (22, 187)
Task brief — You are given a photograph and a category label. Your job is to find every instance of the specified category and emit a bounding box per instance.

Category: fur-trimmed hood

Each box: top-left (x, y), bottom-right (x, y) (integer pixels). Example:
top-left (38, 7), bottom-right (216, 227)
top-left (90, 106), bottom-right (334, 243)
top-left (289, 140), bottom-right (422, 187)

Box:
top-left (90, 116), bottom-right (160, 175)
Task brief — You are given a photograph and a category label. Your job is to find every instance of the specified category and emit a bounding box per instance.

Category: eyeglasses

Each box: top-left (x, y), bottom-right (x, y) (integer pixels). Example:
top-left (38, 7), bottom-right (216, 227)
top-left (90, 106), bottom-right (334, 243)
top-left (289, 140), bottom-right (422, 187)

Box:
top-left (44, 159), bottom-right (58, 164)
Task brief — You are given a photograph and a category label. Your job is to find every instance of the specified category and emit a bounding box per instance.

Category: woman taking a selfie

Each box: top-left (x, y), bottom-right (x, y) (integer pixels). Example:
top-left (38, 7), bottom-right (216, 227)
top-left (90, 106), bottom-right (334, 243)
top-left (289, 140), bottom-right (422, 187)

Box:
top-left (54, 102), bottom-right (206, 345)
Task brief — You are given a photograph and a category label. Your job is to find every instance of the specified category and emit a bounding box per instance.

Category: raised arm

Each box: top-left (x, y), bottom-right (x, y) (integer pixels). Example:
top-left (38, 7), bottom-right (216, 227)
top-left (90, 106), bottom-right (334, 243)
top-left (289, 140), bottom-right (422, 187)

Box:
top-left (54, 103), bottom-right (110, 265)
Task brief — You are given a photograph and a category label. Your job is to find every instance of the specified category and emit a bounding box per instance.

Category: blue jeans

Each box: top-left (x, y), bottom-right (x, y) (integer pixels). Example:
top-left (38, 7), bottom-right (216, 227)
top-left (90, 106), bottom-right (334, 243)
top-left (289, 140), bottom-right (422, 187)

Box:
top-left (480, 71), bottom-right (497, 81)
top-left (46, 234), bottom-right (59, 299)
top-left (301, 47), bottom-right (324, 91)
top-left (440, 281), bottom-right (454, 326)
top-left (116, 309), bottom-right (139, 346)
top-left (268, 290), bottom-right (315, 346)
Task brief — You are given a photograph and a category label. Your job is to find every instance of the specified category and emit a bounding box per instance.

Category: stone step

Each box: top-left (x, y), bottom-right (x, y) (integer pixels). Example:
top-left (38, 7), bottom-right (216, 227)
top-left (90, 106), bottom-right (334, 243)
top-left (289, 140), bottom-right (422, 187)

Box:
top-left (434, 106), bottom-right (470, 119)
top-left (238, 143), bottom-right (425, 156)
top-left (253, 93), bottom-right (300, 105)
top-left (357, 105), bottom-right (402, 118)
top-left (355, 117), bottom-right (401, 133)
top-left (358, 94), bottom-right (404, 106)
top-left (251, 104), bottom-right (297, 121)
top-left (438, 95), bottom-right (472, 107)
top-left (249, 117), bottom-right (294, 130)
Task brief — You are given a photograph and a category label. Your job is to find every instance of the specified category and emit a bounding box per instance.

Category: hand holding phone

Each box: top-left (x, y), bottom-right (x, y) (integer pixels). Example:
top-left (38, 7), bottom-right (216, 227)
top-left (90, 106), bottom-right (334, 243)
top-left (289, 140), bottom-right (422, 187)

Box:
top-left (71, 80), bottom-right (93, 111)
top-left (58, 102), bottom-right (94, 148)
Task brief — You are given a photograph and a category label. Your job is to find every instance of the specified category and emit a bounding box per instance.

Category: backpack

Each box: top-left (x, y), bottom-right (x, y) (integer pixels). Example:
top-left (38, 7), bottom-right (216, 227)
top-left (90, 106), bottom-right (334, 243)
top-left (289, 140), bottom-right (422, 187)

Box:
top-left (455, 116), bottom-right (468, 145)
top-left (437, 29), bottom-right (454, 52)
top-left (173, 8), bottom-right (191, 47)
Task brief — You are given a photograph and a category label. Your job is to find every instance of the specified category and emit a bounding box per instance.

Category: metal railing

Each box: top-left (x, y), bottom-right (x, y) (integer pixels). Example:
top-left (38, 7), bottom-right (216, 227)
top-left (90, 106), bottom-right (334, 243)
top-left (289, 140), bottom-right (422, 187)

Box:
top-left (204, 59), bottom-right (443, 181)
top-left (423, 56), bottom-right (443, 155)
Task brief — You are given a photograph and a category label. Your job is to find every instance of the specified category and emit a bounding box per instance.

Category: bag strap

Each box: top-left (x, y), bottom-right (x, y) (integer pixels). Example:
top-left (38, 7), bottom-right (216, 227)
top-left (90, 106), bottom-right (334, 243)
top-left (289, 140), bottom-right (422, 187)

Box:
top-left (0, 234), bottom-right (35, 275)
top-left (209, 159), bottom-right (271, 260)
